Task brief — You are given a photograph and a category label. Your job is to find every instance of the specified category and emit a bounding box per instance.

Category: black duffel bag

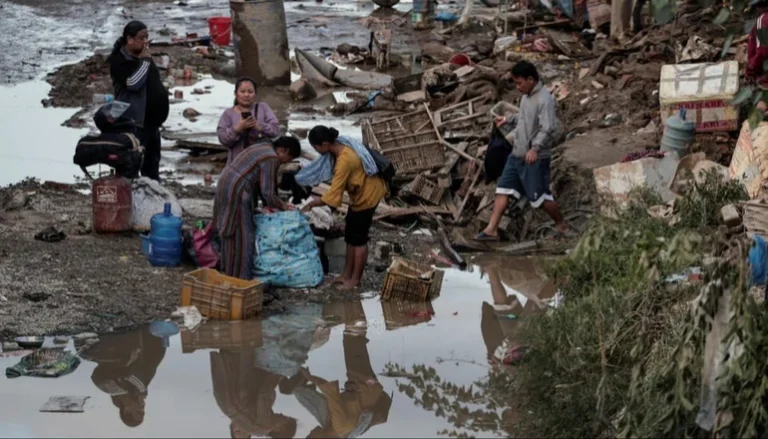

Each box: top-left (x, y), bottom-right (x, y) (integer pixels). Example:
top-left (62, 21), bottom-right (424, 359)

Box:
top-left (73, 131), bottom-right (144, 179)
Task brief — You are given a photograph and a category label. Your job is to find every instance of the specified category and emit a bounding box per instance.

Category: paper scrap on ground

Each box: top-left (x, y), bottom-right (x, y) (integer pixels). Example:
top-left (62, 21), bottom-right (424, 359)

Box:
top-left (40, 396), bottom-right (90, 413)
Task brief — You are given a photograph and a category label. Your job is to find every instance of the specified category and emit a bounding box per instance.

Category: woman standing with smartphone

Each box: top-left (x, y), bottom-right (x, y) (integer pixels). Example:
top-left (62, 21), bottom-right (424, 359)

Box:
top-left (217, 77), bottom-right (281, 165)
top-left (109, 21), bottom-right (169, 181)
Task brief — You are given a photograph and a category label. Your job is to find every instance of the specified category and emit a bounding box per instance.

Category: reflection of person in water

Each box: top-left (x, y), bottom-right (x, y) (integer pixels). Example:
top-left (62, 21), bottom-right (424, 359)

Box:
top-left (288, 300), bottom-right (392, 438)
top-left (478, 258), bottom-right (553, 361)
top-left (210, 348), bottom-right (298, 439)
top-left (85, 326), bottom-right (166, 428)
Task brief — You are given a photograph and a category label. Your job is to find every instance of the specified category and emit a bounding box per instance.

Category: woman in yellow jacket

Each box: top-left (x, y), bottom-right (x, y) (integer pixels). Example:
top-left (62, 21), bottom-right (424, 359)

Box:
top-left (301, 125), bottom-right (387, 290)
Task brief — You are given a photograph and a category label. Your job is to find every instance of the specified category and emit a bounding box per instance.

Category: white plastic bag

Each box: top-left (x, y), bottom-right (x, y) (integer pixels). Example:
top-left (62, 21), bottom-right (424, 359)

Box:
top-left (131, 177), bottom-right (183, 232)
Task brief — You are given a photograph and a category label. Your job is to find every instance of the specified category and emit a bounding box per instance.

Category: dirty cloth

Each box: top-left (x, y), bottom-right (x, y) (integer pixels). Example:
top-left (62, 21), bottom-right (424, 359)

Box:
top-left (507, 82), bottom-right (562, 159)
top-left (217, 103), bottom-right (281, 164)
top-left (132, 177), bottom-right (183, 232)
top-left (214, 144), bottom-right (282, 280)
top-left (295, 136), bottom-right (379, 187)
top-left (5, 350), bottom-right (81, 379)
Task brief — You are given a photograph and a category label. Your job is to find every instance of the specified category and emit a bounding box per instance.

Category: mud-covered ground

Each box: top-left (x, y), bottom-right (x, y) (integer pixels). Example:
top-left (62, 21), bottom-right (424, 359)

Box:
top-left (0, 179), bottom-right (436, 339)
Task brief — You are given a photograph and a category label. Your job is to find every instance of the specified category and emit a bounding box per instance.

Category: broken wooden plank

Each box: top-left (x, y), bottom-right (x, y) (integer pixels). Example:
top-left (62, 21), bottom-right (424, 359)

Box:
top-left (454, 166), bottom-right (482, 221)
top-left (374, 206), bottom-right (451, 221)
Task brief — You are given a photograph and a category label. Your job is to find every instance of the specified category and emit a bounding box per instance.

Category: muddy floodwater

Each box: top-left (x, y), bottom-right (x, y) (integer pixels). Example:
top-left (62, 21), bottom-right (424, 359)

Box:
top-left (0, 257), bottom-right (554, 438)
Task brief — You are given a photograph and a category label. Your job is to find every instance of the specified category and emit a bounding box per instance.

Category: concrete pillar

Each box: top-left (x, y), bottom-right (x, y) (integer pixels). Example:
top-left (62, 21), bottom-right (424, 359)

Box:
top-left (230, 0), bottom-right (291, 86)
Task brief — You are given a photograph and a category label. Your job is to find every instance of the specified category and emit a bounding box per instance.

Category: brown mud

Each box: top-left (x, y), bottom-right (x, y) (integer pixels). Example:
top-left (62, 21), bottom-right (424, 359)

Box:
top-left (0, 179), bottom-right (435, 339)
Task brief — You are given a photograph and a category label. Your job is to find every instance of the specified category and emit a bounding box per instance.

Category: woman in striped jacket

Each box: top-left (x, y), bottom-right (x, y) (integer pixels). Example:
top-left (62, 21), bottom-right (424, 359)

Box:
top-left (214, 137), bottom-right (302, 280)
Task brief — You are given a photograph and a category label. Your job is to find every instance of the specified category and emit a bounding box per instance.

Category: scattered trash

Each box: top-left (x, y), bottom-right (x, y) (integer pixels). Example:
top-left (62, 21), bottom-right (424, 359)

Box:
top-left (34, 227), bottom-right (66, 243)
top-left (172, 306), bottom-right (205, 331)
top-left (14, 336), bottom-right (44, 349)
top-left (3, 342), bottom-right (21, 352)
top-left (5, 349), bottom-right (81, 378)
top-left (664, 267), bottom-right (703, 284)
top-left (149, 320), bottom-right (180, 348)
top-left (494, 340), bottom-right (531, 365)
top-left (40, 396), bottom-right (90, 413)
top-left (749, 235), bottom-right (767, 286)
top-left (23, 292), bottom-right (51, 303)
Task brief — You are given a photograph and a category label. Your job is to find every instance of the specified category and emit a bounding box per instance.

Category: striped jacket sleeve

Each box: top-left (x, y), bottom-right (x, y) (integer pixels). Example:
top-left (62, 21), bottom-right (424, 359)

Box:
top-left (125, 60), bottom-right (151, 91)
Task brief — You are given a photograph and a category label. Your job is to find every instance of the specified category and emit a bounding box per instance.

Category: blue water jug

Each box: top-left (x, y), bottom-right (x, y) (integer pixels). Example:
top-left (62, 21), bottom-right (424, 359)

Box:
top-left (661, 108), bottom-right (696, 157)
top-left (148, 202), bottom-right (183, 267)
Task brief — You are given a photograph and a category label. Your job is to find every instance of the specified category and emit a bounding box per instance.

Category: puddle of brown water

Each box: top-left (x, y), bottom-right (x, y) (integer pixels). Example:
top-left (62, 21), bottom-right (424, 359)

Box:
top-left (0, 256), bottom-right (554, 438)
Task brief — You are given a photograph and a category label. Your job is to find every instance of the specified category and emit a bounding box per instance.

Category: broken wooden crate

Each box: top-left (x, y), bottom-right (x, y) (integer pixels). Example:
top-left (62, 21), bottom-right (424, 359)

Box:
top-left (381, 298), bottom-right (436, 330)
top-left (433, 96), bottom-right (493, 139)
top-left (381, 257), bottom-right (444, 301)
top-left (404, 174), bottom-right (447, 205)
top-left (362, 107), bottom-right (445, 174)
top-left (180, 268), bottom-right (263, 320)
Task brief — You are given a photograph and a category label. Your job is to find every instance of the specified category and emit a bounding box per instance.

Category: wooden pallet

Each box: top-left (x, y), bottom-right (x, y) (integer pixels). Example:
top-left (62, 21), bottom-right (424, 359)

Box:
top-left (433, 96), bottom-right (493, 139)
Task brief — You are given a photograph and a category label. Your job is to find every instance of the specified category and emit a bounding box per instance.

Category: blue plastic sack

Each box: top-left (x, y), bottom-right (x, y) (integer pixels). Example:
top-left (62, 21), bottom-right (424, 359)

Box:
top-left (748, 234), bottom-right (767, 286)
top-left (252, 210), bottom-right (323, 288)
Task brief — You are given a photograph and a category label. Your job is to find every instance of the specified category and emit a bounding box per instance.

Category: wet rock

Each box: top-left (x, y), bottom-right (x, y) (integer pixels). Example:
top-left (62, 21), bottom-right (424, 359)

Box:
top-left (290, 128), bottom-right (309, 139)
top-left (373, 241), bottom-right (393, 260)
top-left (604, 65), bottom-right (619, 77)
top-left (2, 342), bottom-right (20, 352)
top-left (599, 113), bottom-right (622, 128)
top-left (23, 292), bottom-right (51, 303)
top-left (84, 338), bottom-right (100, 346)
top-left (41, 98), bottom-right (54, 108)
top-left (73, 332), bottom-right (98, 342)
top-left (421, 42), bottom-right (455, 61)
top-left (192, 88), bottom-right (205, 95)
top-left (337, 43), bottom-right (361, 56)
top-left (54, 336), bottom-right (71, 344)
top-left (183, 108), bottom-right (201, 120)
top-left (631, 112), bottom-right (652, 128)
top-left (289, 79), bottom-right (317, 102)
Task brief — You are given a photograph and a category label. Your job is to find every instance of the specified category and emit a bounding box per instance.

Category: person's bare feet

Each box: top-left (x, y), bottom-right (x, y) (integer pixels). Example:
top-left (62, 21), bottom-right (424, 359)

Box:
top-left (338, 280), bottom-right (360, 291)
top-left (330, 276), bottom-right (348, 285)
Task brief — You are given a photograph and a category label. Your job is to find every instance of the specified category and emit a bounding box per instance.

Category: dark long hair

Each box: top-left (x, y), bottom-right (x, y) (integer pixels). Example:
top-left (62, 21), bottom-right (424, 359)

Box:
top-left (233, 76), bottom-right (258, 106)
top-left (109, 21), bottom-right (148, 62)
top-left (308, 125), bottom-right (340, 147)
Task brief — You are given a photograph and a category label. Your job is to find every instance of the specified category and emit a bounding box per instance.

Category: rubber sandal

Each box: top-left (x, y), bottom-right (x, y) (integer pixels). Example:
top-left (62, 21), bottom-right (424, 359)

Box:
top-left (473, 231), bottom-right (501, 242)
top-left (34, 227), bottom-right (66, 243)
top-left (542, 226), bottom-right (576, 241)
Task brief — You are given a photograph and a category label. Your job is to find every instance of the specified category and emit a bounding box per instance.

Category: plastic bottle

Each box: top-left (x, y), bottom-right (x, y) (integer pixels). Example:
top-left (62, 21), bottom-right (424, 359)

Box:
top-left (148, 202), bottom-right (183, 267)
top-left (92, 94), bottom-right (115, 104)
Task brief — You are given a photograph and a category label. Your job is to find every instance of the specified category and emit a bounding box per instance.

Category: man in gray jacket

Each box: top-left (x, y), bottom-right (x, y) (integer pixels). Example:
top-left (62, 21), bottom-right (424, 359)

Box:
top-left (476, 61), bottom-right (570, 241)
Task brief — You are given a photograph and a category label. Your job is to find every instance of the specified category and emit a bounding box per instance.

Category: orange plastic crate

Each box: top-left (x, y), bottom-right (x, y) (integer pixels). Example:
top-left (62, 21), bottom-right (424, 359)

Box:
top-left (180, 268), bottom-right (263, 320)
top-left (180, 320), bottom-right (263, 353)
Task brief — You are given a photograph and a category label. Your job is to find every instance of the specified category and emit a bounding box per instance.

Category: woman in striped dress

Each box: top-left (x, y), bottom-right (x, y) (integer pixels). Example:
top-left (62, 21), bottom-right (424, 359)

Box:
top-left (215, 137), bottom-right (302, 280)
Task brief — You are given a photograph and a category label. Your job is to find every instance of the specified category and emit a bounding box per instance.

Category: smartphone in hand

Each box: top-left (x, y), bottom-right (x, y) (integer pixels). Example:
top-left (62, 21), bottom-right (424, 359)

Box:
top-left (241, 112), bottom-right (251, 119)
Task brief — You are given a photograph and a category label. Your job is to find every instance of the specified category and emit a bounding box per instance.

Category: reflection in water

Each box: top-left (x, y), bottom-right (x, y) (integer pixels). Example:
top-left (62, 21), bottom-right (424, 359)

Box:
top-left (81, 326), bottom-right (167, 428)
top-left (211, 350), bottom-right (298, 438)
top-left (386, 256), bottom-right (553, 437)
top-left (294, 301), bottom-right (392, 438)
top-left (207, 301), bottom-right (392, 438)
top-left (1, 261), bottom-right (553, 437)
